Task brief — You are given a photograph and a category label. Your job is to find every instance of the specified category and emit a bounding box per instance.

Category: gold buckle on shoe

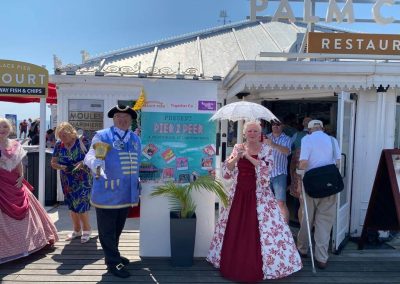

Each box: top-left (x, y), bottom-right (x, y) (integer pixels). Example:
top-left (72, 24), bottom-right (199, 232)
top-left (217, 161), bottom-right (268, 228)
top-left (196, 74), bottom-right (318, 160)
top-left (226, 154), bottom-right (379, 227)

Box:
top-left (116, 263), bottom-right (124, 270)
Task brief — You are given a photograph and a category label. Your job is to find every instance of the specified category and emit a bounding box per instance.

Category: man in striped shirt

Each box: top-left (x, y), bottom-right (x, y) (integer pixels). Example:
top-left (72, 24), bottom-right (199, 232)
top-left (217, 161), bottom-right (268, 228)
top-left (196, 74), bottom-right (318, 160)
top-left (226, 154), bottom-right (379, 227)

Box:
top-left (265, 121), bottom-right (292, 223)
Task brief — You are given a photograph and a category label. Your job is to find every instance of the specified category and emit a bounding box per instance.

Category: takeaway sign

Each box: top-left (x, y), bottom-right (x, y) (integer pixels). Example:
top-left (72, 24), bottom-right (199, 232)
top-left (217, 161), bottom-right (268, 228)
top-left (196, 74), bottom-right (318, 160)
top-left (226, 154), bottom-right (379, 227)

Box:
top-left (0, 60), bottom-right (48, 98)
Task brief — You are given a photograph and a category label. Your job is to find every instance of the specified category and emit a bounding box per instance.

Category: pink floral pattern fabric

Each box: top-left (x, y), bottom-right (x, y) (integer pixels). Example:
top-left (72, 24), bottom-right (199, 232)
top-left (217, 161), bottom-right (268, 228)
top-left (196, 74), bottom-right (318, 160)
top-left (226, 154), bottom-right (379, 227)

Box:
top-left (207, 143), bottom-right (302, 280)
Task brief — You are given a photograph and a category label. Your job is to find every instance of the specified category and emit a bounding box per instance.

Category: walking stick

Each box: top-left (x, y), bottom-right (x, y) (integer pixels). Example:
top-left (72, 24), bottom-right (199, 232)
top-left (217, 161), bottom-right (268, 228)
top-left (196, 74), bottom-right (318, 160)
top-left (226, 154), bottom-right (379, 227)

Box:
top-left (297, 169), bottom-right (316, 274)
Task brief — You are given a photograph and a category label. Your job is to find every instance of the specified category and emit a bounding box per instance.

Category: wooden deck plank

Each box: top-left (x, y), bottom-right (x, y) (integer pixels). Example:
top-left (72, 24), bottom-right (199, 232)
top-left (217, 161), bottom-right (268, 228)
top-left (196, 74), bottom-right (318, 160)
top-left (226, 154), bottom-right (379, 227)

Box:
top-left (1, 230), bottom-right (400, 283)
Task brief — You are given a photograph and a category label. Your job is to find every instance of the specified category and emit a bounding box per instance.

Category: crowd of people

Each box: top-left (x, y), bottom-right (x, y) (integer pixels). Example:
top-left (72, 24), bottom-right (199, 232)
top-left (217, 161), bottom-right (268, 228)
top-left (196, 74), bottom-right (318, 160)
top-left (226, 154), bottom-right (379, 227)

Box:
top-left (0, 105), bottom-right (142, 278)
top-left (17, 118), bottom-right (56, 147)
top-left (0, 106), bottom-right (341, 281)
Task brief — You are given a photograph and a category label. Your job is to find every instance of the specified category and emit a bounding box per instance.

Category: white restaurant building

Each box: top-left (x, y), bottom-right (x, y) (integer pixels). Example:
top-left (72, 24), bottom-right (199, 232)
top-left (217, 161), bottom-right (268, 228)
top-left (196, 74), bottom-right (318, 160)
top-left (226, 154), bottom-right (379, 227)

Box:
top-left (51, 14), bottom-right (400, 255)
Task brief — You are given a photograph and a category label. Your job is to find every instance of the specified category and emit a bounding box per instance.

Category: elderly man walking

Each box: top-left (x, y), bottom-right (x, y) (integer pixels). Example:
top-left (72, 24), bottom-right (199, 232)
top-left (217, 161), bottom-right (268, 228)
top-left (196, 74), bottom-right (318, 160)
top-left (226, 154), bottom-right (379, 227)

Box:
top-left (297, 119), bottom-right (341, 270)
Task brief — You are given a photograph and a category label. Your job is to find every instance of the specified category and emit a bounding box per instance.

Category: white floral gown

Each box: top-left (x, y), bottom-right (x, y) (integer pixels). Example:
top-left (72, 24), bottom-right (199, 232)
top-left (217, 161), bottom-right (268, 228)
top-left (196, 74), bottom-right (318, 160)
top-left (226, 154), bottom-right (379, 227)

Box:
top-left (207, 143), bottom-right (302, 281)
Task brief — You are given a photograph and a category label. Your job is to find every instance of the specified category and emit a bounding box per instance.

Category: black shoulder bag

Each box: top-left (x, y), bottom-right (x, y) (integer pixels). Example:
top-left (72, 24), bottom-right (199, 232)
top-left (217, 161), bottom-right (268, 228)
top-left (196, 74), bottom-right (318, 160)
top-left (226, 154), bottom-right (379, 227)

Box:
top-left (303, 137), bottom-right (344, 198)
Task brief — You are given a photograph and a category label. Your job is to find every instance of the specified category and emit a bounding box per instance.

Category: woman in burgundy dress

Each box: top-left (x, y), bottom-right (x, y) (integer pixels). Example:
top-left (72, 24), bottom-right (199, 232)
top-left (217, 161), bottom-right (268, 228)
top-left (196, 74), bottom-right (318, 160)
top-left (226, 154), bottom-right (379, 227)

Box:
top-left (207, 121), bottom-right (302, 282)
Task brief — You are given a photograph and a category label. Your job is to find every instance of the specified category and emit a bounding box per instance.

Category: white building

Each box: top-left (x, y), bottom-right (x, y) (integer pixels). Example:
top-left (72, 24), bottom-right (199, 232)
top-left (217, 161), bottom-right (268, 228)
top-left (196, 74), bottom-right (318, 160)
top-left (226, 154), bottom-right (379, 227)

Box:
top-left (51, 19), bottom-right (400, 254)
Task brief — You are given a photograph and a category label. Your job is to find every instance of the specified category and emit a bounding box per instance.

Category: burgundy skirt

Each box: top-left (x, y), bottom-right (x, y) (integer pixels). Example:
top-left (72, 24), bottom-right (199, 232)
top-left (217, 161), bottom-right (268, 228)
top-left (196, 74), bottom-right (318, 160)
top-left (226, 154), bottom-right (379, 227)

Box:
top-left (220, 157), bottom-right (263, 283)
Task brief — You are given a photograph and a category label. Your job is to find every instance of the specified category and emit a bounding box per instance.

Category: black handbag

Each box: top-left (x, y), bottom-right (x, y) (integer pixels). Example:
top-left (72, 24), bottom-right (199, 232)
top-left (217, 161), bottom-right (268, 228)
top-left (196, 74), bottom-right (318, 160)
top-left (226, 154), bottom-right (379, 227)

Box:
top-left (302, 137), bottom-right (344, 198)
top-left (303, 164), bottom-right (344, 198)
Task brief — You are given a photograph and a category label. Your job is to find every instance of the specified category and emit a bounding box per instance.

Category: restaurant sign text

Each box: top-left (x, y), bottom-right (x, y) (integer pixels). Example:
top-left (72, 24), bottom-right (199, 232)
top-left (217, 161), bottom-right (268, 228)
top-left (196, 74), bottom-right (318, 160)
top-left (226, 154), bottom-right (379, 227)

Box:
top-left (308, 32), bottom-right (400, 55)
top-left (0, 60), bottom-right (48, 98)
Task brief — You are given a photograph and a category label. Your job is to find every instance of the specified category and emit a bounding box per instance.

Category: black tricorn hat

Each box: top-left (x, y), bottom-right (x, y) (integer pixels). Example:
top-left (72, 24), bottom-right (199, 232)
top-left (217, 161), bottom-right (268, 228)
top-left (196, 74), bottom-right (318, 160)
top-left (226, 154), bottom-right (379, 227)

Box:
top-left (107, 104), bottom-right (137, 120)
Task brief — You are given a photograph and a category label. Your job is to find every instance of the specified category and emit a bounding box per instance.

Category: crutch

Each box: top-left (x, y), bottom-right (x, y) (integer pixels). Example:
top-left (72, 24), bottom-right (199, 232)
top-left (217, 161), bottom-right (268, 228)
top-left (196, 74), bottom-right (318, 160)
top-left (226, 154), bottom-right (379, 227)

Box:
top-left (297, 169), bottom-right (316, 274)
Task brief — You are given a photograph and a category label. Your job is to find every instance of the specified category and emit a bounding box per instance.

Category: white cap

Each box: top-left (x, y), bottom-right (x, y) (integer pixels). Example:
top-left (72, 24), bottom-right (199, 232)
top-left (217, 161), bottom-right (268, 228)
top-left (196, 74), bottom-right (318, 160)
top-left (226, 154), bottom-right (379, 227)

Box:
top-left (308, 119), bottom-right (323, 129)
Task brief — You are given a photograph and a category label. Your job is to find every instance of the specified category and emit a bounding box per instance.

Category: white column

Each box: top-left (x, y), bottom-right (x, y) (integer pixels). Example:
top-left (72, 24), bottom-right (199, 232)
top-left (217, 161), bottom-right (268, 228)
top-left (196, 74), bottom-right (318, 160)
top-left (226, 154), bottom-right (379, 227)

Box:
top-left (38, 98), bottom-right (47, 205)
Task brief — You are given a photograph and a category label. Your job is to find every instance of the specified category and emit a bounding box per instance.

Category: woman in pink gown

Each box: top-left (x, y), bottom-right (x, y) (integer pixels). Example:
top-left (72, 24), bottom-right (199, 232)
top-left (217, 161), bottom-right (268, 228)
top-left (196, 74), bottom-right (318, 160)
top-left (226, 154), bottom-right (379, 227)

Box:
top-left (207, 121), bottom-right (302, 282)
top-left (0, 118), bottom-right (58, 264)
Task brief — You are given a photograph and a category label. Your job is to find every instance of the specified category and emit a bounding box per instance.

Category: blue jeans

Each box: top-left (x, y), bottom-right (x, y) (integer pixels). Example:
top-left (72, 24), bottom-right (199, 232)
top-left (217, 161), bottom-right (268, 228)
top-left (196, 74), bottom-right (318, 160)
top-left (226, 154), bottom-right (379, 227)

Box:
top-left (271, 174), bottom-right (287, 202)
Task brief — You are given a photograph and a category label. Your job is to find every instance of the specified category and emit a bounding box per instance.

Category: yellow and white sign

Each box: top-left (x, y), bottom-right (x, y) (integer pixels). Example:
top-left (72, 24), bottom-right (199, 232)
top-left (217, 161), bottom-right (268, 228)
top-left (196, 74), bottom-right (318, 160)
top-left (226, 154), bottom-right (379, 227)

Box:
top-left (0, 59), bottom-right (48, 98)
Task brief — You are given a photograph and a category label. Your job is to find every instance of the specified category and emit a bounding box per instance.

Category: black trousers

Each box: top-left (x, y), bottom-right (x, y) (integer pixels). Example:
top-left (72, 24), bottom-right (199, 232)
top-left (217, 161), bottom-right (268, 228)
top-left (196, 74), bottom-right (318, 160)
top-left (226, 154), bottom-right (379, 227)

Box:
top-left (95, 207), bottom-right (129, 267)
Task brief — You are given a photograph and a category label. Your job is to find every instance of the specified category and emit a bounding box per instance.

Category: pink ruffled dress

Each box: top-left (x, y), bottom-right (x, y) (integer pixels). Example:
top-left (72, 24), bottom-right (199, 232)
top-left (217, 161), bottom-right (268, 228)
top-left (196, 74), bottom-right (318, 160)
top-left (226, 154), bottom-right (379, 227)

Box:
top-left (0, 140), bottom-right (59, 264)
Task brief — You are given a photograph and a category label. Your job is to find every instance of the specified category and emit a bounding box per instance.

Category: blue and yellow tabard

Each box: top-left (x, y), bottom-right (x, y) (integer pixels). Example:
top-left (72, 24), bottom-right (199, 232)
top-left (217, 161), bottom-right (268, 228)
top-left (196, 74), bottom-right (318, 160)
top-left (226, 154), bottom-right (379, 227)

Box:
top-left (91, 127), bottom-right (141, 208)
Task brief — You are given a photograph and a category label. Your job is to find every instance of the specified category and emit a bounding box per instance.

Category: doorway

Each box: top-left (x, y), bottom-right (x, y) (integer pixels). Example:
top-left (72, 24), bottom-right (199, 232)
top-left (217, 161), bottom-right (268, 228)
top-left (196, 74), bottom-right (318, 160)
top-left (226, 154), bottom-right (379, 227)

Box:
top-left (261, 93), bottom-right (356, 252)
top-left (262, 98), bottom-right (338, 223)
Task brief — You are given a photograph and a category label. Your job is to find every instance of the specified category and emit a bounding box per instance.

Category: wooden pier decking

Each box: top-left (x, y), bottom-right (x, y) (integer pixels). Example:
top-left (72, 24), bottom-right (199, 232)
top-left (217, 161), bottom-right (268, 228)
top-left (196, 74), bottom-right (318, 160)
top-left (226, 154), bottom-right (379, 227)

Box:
top-left (1, 230), bottom-right (400, 284)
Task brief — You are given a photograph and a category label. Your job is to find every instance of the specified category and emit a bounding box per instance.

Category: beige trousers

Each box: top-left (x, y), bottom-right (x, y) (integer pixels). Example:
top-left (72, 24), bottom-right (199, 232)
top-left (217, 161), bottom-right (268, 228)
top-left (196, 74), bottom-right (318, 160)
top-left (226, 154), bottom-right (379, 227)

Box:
top-left (297, 193), bottom-right (337, 263)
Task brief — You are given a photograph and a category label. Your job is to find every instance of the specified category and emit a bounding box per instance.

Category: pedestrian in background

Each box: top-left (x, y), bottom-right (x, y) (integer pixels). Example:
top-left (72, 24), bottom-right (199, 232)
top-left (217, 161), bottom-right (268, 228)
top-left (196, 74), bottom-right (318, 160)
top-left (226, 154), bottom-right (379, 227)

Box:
top-left (265, 120), bottom-right (292, 223)
top-left (19, 119), bottom-right (28, 139)
top-left (46, 128), bottom-right (56, 148)
top-left (289, 116), bottom-right (312, 222)
top-left (28, 119), bottom-right (40, 145)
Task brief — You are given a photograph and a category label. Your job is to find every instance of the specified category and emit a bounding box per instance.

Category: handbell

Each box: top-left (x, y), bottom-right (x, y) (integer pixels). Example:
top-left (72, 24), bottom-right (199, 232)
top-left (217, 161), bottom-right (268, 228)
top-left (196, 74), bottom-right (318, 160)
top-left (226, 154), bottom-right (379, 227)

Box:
top-left (93, 142), bottom-right (111, 179)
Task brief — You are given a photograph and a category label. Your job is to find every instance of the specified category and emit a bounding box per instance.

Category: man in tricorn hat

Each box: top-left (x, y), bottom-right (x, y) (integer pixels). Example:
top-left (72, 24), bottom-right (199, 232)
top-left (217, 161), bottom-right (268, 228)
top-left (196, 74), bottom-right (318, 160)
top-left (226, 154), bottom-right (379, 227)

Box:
top-left (84, 104), bottom-right (141, 278)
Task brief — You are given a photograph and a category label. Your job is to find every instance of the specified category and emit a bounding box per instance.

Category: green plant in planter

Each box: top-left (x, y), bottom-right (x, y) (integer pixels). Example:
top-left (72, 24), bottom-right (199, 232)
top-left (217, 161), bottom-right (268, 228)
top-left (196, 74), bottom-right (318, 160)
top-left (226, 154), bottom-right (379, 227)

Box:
top-left (150, 175), bottom-right (228, 218)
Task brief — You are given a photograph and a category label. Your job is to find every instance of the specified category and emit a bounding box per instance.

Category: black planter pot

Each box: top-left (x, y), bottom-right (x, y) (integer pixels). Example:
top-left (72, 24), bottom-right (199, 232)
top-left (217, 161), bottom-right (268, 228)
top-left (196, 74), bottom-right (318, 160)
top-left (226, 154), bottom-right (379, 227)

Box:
top-left (170, 211), bottom-right (196, 267)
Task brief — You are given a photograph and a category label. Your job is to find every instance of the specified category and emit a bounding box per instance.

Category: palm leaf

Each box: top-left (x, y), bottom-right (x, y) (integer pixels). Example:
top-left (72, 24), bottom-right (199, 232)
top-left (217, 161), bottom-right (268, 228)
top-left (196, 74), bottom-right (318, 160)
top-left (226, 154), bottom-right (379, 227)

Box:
top-left (151, 182), bottom-right (196, 218)
top-left (187, 176), bottom-right (228, 207)
top-left (151, 175), bottom-right (228, 219)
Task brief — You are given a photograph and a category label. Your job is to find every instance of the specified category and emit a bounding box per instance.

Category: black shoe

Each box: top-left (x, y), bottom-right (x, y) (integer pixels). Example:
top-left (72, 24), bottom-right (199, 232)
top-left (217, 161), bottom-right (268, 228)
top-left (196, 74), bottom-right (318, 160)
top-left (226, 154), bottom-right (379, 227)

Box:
top-left (108, 263), bottom-right (130, 278)
top-left (316, 260), bottom-right (328, 269)
top-left (298, 250), bottom-right (308, 258)
top-left (120, 256), bottom-right (130, 265)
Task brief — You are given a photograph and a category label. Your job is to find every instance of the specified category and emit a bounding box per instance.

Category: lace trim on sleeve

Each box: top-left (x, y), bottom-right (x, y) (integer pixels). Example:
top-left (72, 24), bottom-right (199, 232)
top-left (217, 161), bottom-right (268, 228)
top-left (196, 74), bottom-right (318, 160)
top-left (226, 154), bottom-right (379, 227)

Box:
top-left (222, 144), bottom-right (242, 179)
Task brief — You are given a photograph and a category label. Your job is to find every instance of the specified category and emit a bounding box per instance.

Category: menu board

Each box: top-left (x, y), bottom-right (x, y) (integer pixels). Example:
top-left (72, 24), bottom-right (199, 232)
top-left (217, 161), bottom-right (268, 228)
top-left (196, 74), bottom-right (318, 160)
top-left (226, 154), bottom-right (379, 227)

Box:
top-left (358, 149), bottom-right (400, 249)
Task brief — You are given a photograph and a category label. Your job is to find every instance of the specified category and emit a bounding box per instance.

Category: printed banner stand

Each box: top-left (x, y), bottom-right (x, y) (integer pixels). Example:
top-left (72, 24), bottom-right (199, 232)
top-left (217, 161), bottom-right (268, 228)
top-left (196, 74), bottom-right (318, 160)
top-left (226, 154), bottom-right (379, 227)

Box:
top-left (138, 80), bottom-right (218, 258)
top-left (358, 149), bottom-right (400, 249)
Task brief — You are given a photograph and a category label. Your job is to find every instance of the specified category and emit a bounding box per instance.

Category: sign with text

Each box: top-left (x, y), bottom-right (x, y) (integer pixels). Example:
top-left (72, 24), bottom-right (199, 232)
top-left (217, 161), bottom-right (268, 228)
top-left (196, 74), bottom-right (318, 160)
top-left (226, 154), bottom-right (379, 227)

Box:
top-left (139, 80), bottom-right (217, 183)
top-left (308, 32), bottom-right (400, 55)
top-left (358, 149), bottom-right (400, 249)
top-left (141, 112), bottom-right (215, 183)
top-left (0, 60), bottom-right (48, 98)
top-left (250, 0), bottom-right (400, 25)
top-left (68, 99), bottom-right (104, 140)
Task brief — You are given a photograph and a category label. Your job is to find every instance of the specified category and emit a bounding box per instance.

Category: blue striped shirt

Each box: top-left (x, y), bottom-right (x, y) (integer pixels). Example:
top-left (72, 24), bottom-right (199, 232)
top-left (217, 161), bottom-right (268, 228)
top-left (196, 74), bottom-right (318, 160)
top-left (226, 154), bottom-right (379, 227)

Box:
top-left (267, 132), bottom-right (291, 177)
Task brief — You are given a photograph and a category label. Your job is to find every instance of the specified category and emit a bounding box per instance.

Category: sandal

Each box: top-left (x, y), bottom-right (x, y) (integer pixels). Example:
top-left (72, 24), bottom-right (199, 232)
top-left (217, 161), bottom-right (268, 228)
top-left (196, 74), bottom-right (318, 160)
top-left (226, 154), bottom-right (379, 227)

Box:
top-left (81, 230), bottom-right (92, 243)
top-left (66, 231), bottom-right (81, 241)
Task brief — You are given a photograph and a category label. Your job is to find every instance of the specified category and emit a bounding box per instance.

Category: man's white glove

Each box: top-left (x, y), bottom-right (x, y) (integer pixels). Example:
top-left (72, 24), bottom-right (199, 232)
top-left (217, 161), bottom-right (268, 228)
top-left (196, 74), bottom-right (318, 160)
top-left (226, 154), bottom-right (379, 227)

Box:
top-left (92, 159), bottom-right (107, 179)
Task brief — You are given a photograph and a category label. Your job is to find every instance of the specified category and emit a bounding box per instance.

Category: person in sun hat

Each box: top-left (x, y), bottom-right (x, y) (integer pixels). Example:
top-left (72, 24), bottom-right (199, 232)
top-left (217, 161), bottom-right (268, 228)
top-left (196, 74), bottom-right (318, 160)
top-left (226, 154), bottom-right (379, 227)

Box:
top-left (84, 104), bottom-right (141, 278)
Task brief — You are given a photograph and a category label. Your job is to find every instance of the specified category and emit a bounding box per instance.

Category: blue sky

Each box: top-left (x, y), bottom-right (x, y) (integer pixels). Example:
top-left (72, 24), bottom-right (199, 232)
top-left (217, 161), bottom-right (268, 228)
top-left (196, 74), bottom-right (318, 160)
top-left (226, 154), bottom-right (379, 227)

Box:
top-left (0, 0), bottom-right (398, 121)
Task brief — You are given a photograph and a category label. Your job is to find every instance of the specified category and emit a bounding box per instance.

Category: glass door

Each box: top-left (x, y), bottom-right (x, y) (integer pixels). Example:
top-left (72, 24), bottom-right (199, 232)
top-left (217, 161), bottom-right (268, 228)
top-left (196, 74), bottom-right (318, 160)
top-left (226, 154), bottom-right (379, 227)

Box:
top-left (332, 91), bottom-right (356, 252)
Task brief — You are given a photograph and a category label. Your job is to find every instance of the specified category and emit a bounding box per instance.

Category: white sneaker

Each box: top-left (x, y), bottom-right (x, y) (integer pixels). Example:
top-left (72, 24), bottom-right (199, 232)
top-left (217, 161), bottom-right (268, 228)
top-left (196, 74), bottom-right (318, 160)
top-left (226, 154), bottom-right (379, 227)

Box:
top-left (66, 231), bottom-right (81, 241)
top-left (81, 230), bottom-right (92, 243)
